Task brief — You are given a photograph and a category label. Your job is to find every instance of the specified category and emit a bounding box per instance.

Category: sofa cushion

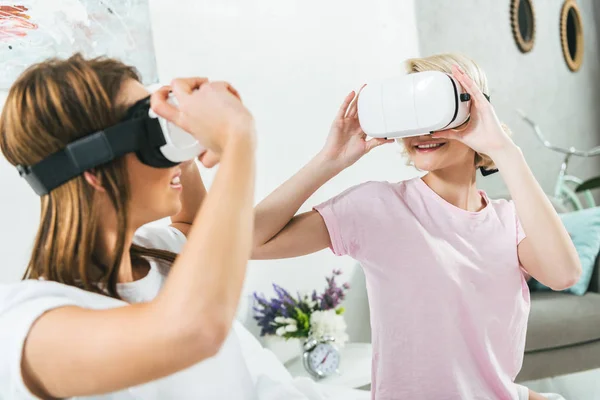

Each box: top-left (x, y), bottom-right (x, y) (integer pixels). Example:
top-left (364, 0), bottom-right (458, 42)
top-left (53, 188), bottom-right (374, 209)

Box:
top-left (529, 206), bottom-right (600, 295)
top-left (525, 291), bottom-right (600, 352)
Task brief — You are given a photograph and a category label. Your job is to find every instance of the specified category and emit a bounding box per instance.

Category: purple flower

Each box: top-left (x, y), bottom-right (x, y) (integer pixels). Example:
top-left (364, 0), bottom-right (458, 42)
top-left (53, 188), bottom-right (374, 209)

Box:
top-left (311, 290), bottom-right (318, 302)
top-left (252, 269), bottom-right (351, 337)
top-left (313, 269), bottom-right (351, 311)
top-left (253, 293), bottom-right (281, 336)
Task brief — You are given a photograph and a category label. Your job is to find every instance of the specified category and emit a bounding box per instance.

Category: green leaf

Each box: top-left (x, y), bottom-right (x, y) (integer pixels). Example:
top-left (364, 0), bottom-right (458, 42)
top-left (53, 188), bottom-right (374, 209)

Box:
top-left (335, 307), bottom-right (345, 315)
top-left (576, 176), bottom-right (600, 192)
top-left (292, 307), bottom-right (312, 337)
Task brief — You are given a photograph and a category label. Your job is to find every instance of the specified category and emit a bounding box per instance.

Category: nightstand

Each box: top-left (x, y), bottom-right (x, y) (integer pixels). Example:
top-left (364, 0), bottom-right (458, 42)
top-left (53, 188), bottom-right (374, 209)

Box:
top-left (284, 342), bottom-right (372, 390)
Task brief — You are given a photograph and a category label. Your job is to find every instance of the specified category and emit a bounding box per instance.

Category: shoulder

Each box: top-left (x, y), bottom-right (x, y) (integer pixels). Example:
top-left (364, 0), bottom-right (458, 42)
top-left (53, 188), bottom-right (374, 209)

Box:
top-left (348, 180), bottom-right (396, 194)
top-left (0, 280), bottom-right (122, 315)
top-left (0, 280), bottom-right (122, 398)
top-left (134, 224), bottom-right (187, 253)
top-left (332, 180), bottom-right (398, 203)
top-left (314, 181), bottom-right (397, 217)
top-left (486, 196), bottom-right (518, 217)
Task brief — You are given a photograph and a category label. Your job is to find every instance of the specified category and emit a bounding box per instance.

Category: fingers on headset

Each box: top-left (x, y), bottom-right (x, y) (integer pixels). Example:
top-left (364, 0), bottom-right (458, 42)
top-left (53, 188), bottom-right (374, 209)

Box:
top-left (357, 84), bottom-right (367, 97)
top-left (153, 85), bottom-right (171, 97)
top-left (210, 81), bottom-right (242, 100)
top-left (347, 94), bottom-right (359, 118)
top-left (150, 89), bottom-right (193, 132)
top-left (366, 137), bottom-right (393, 152)
top-left (337, 91), bottom-right (355, 120)
top-left (150, 89), bottom-right (178, 121)
top-left (349, 84), bottom-right (367, 118)
top-left (171, 77), bottom-right (209, 96)
top-left (452, 65), bottom-right (487, 105)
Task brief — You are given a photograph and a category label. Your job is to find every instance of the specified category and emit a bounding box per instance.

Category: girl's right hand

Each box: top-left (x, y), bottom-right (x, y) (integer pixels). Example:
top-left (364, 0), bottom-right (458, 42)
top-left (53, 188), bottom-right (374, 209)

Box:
top-left (320, 88), bottom-right (393, 170)
top-left (151, 78), bottom-right (256, 155)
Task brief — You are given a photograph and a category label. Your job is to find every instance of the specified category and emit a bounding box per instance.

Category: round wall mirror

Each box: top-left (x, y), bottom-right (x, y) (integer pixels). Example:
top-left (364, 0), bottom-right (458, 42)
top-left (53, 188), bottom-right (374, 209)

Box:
top-left (560, 0), bottom-right (584, 72)
top-left (511, 0), bottom-right (536, 53)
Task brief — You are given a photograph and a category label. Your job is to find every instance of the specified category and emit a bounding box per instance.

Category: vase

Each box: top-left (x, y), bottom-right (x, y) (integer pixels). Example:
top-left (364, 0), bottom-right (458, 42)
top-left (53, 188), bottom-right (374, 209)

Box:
top-left (262, 336), bottom-right (305, 364)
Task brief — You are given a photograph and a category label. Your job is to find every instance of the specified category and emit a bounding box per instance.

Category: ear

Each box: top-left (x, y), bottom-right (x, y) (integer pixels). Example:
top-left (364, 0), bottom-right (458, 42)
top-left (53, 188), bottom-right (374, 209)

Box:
top-left (83, 170), bottom-right (106, 192)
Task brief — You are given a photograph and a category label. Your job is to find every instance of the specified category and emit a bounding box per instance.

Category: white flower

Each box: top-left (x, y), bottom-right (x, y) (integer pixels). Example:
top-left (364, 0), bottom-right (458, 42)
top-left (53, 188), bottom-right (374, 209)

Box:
top-left (285, 318), bottom-right (297, 325)
top-left (274, 316), bottom-right (286, 324)
top-left (310, 310), bottom-right (349, 346)
top-left (275, 326), bottom-right (287, 336)
top-left (285, 324), bottom-right (298, 332)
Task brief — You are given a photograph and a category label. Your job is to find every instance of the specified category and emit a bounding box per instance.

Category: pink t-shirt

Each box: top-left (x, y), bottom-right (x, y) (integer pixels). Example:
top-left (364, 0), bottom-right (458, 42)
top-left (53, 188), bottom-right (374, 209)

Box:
top-left (315, 177), bottom-right (530, 400)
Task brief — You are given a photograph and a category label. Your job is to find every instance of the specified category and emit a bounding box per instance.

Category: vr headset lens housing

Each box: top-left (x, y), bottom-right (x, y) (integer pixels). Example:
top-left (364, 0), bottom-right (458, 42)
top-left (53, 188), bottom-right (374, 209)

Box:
top-left (357, 71), bottom-right (497, 176)
top-left (17, 95), bottom-right (204, 195)
top-left (357, 71), bottom-right (472, 139)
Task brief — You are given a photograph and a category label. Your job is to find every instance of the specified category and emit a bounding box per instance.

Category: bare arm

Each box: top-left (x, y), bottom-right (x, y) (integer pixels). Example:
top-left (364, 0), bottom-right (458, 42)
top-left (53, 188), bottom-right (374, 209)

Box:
top-left (252, 90), bottom-right (391, 259)
top-left (252, 153), bottom-right (337, 259)
top-left (170, 159), bottom-right (207, 236)
top-left (22, 79), bottom-right (257, 398)
top-left (253, 210), bottom-right (331, 259)
top-left (494, 146), bottom-right (581, 290)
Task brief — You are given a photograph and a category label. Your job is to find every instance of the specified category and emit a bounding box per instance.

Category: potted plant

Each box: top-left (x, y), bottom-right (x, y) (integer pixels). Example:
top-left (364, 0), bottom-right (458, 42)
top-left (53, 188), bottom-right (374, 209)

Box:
top-left (253, 269), bottom-right (351, 360)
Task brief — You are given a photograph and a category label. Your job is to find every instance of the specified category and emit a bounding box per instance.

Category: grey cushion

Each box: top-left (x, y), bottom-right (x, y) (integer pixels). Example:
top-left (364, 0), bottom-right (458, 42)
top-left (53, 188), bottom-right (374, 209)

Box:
top-left (518, 339), bottom-right (600, 382)
top-left (590, 255), bottom-right (600, 293)
top-left (525, 291), bottom-right (600, 352)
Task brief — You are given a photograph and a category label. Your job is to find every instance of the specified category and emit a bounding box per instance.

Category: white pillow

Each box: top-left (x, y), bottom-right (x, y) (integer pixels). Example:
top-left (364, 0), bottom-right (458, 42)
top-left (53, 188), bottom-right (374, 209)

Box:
top-left (233, 322), bottom-right (294, 384)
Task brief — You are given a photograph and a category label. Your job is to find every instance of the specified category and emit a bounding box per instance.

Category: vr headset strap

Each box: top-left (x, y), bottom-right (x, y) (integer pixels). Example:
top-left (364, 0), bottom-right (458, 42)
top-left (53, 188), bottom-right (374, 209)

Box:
top-left (17, 118), bottom-right (164, 196)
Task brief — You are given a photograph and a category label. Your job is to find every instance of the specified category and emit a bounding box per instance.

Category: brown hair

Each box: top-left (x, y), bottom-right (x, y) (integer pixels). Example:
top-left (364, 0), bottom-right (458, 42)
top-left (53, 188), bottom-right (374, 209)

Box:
top-left (0, 53), bottom-right (175, 298)
top-left (404, 53), bottom-right (512, 170)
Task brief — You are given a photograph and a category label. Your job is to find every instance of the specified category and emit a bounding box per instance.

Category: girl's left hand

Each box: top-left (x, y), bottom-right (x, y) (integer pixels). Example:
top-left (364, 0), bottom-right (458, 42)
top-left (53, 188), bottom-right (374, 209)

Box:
top-left (320, 87), bottom-right (394, 170)
top-left (431, 65), bottom-right (515, 158)
top-left (198, 149), bottom-right (220, 168)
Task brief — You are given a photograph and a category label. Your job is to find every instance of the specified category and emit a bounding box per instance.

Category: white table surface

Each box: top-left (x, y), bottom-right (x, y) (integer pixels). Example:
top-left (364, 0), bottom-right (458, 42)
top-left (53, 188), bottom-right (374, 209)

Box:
top-left (284, 342), bottom-right (372, 389)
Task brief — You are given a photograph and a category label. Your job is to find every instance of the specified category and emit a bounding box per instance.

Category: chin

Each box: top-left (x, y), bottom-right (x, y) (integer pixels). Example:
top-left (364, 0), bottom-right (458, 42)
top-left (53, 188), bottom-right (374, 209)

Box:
top-left (412, 157), bottom-right (444, 172)
top-left (167, 202), bottom-right (183, 218)
top-left (153, 202), bottom-right (182, 223)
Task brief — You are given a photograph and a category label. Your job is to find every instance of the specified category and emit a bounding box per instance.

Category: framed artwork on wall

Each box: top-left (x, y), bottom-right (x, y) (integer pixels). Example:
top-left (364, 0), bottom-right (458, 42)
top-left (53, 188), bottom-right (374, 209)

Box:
top-left (510, 0), bottom-right (536, 53)
top-left (560, 0), bottom-right (584, 72)
top-left (0, 0), bottom-right (158, 89)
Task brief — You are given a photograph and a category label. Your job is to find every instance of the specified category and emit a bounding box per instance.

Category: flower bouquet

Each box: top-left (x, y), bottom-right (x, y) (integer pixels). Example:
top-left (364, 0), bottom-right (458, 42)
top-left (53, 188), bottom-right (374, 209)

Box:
top-left (253, 269), bottom-right (350, 346)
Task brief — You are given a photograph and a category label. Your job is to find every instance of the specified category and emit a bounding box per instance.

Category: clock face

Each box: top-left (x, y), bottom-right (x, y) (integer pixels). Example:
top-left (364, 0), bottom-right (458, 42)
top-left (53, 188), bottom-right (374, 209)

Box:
top-left (307, 343), bottom-right (340, 377)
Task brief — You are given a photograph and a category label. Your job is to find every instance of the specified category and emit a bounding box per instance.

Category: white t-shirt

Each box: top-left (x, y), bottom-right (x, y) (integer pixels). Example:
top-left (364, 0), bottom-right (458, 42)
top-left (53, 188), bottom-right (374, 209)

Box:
top-left (0, 225), bottom-right (370, 400)
top-left (0, 225), bottom-right (256, 400)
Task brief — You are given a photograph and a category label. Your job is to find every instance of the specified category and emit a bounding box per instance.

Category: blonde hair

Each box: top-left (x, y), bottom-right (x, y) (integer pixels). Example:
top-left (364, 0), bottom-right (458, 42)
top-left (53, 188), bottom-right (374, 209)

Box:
top-left (402, 53), bottom-right (512, 170)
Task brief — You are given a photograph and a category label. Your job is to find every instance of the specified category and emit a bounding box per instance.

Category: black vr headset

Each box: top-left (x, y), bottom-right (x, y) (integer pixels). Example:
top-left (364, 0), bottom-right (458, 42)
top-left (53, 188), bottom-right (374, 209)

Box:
top-left (17, 95), bottom-right (204, 196)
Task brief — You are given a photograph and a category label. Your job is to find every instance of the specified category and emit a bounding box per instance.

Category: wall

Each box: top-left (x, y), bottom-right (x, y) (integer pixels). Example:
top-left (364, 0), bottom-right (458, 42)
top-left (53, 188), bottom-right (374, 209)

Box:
top-left (0, 0), bottom-right (420, 345)
top-left (414, 0), bottom-right (600, 198)
top-left (148, 0), bottom-right (421, 341)
top-left (0, 90), bottom-right (41, 283)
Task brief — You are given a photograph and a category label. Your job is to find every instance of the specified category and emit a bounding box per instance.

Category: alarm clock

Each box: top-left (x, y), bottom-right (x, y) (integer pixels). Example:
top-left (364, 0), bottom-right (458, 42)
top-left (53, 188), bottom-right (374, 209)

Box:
top-left (302, 335), bottom-right (340, 379)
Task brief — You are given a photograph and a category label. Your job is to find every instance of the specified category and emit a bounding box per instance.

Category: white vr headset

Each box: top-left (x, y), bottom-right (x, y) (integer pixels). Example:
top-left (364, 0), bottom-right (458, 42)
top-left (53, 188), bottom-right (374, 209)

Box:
top-left (357, 70), bottom-right (496, 175)
top-left (357, 71), bottom-right (484, 139)
top-left (147, 94), bottom-right (207, 163)
top-left (18, 93), bottom-right (206, 195)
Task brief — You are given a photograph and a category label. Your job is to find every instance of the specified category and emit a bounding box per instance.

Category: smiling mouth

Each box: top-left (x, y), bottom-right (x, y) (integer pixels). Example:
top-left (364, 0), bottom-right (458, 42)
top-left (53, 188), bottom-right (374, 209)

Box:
top-left (414, 142), bottom-right (447, 151)
top-left (170, 174), bottom-right (182, 189)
